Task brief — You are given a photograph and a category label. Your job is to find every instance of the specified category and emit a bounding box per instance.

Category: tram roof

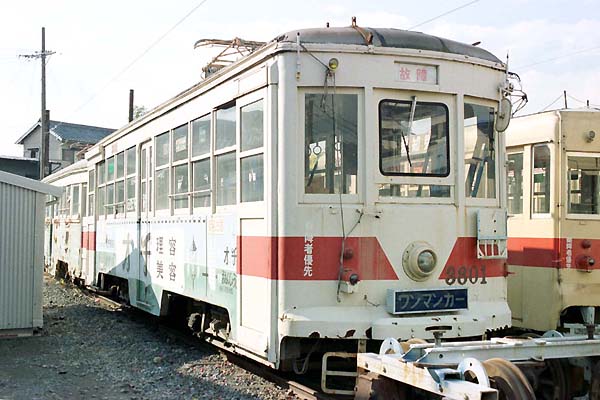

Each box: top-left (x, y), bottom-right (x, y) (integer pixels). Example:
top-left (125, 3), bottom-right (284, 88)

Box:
top-left (276, 27), bottom-right (501, 64)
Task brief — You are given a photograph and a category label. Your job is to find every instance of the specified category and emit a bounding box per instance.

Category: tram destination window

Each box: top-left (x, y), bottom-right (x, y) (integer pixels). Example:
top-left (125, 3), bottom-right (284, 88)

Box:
top-left (507, 153), bottom-right (523, 215)
top-left (379, 100), bottom-right (449, 177)
top-left (464, 104), bottom-right (496, 198)
top-left (305, 93), bottom-right (357, 194)
top-left (568, 155), bottom-right (600, 215)
top-left (532, 145), bottom-right (551, 214)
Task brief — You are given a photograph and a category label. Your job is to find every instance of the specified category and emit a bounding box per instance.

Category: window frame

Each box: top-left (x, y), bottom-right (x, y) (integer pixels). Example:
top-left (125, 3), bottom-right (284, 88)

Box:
top-left (298, 87), bottom-right (362, 204)
top-left (239, 95), bottom-right (266, 204)
top-left (191, 113), bottom-right (212, 214)
top-left (531, 143), bottom-right (553, 218)
top-left (565, 151), bottom-right (600, 220)
top-left (154, 132), bottom-right (171, 215)
top-left (171, 124), bottom-right (190, 215)
top-left (373, 91), bottom-right (455, 205)
top-left (463, 99), bottom-right (499, 207)
top-left (378, 99), bottom-right (450, 178)
top-left (214, 101), bottom-right (238, 210)
top-left (87, 169), bottom-right (95, 217)
top-left (125, 146), bottom-right (137, 217)
top-left (507, 150), bottom-right (524, 217)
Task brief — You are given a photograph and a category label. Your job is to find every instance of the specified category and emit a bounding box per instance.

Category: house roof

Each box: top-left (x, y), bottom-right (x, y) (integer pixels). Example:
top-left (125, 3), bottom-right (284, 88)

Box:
top-left (0, 170), bottom-right (62, 196)
top-left (16, 120), bottom-right (116, 145)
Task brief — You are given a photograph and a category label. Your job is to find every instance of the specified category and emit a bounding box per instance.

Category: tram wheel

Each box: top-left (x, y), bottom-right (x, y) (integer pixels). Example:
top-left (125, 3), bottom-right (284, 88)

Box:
top-left (482, 358), bottom-right (536, 400)
top-left (590, 360), bottom-right (600, 400)
top-left (527, 359), bottom-right (571, 400)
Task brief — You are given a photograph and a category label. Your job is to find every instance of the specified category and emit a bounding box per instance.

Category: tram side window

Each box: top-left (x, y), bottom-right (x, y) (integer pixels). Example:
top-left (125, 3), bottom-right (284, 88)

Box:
top-left (82, 184), bottom-right (87, 218)
top-left (568, 155), bottom-right (600, 215)
top-left (464, 103), bottom-right (496, 199)
top-left (97, 186), bottom-right (105, 217)
top-left (172, 124), bottom-right (189, 210)
top-left (216, 152), bottom-right (236, 206)
top-left (305, 93), bottom-right (357, 194)
top-left (71, 185), bottom-right (80, 216)
top-left (241, 99), bottom-right (264, 202)
top-left (192, 115), bottom-right (211, 209)
top-left (155, 132), bottom-right (170, 210)
top-left (97, 161), bottom-right (105, 185)
top-left (125, 147), bottom-right (136, 212)
top-left (507, 153), bottom-right (524, 215)
top-left (532, 145), bottom-right (551, 214)
top-left (215, 102), bottom-right (237, 206)
top-left (88, 169), bottom-right (95, 217)
top-left (105, 156), bottom-right (115, 215)
top-left (192, 114), bottom-right (211, 157)
top-left (115, 151), bottom-right (125, 214)
top-left (216, 103), bottom-right (236, 150)
top-left (96, 162), bottom-right (104, 217)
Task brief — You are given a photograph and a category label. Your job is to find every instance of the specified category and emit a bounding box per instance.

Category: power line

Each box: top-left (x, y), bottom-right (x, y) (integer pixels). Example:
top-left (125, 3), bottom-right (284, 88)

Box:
top-left (567, 94), bottom-right (600, 108)
top-left (408, 0), bottom-right (480, 30)
top-left (64, 0), bottom-right (210, 120)
top-left (539, 94), bottom-right (563, 113)
top-left (515, 45), bottom-right (600, 70)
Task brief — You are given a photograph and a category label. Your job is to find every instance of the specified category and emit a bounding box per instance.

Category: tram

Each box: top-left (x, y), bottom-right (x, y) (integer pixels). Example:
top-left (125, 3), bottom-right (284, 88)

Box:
top-left (43, 159), bottom-right (91, 284)
top-left (44, 22), bottom-right (577, 397)
top-left (506, 108), bottom-right (600, 333)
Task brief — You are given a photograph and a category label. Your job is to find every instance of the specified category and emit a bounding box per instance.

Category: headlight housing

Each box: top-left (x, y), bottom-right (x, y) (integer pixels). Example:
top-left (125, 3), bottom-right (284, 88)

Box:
top-left (403, 242), bottom-right (438, 281)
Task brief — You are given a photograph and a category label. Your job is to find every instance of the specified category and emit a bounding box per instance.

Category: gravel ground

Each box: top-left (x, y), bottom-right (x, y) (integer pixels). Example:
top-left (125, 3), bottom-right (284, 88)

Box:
top-left (0, 276), bottom-right (295, 400)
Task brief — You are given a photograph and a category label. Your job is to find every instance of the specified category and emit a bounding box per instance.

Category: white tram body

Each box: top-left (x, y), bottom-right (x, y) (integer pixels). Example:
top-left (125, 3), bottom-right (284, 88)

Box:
top-left (46, 27), bottom-right (511, 370)
top-left (506, 108), bottom-right (600, 332)
top-left (43, 160), bottom-right (92, 283)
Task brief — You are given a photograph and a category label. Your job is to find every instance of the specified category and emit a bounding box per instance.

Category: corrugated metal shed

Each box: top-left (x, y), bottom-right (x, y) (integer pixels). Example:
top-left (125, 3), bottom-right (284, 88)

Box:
top-left (0, 170), bottom-right (62, 337)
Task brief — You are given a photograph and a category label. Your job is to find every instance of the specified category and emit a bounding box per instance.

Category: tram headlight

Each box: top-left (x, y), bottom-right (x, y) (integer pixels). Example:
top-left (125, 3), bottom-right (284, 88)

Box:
top-left (417, 250), bottom-right (436, 273)
top-left (328, 58), bottom-right (339, 71)
top-left (403, 242), bottom-right (438, 281)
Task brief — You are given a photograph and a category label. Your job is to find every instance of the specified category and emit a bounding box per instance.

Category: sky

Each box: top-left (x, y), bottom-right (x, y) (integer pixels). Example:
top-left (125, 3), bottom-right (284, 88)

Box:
top-left (0, 0), bottom-right (598, 156)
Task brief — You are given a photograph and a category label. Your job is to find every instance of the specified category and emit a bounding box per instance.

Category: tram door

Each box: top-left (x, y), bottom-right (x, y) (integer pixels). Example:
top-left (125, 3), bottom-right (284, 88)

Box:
top-left (138, 142), bottom-right (153, 305)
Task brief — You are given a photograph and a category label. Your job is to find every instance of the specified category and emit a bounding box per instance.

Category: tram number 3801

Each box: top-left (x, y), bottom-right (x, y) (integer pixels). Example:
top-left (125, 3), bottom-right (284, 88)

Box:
top-left (444, 265), bottom-right (488, 286)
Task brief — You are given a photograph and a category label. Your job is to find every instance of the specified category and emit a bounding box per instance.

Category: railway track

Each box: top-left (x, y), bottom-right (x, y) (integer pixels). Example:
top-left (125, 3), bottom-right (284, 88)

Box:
top-left (82, 285), bottom-right (345, 400)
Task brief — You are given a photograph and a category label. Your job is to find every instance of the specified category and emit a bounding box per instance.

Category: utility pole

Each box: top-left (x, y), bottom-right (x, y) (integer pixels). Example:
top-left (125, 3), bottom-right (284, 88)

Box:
top-left (564, 90), bottom-right (568, 109)
top-left (20, 27), bottom-right (55, 179)
top-left (40, 27), bottom-right (49, 179)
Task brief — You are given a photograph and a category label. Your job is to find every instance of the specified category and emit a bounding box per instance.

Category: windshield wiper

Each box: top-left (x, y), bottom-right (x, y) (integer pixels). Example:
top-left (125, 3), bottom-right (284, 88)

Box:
top-left (399, 96), bottom-right (417, 167)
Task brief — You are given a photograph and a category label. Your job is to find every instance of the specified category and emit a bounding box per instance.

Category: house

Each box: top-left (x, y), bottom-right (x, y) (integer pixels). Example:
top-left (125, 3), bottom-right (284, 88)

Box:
top-left (15, 120), bottom-right (116, 173)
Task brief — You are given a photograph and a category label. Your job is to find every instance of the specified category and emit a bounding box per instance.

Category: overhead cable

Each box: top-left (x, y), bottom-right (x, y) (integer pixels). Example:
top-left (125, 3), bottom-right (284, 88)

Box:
top-left (408, 0), bottom-right (480, 30)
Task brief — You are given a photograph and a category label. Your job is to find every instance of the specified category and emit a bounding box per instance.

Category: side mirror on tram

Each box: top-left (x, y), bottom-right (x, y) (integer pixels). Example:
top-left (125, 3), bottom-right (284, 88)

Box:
top-left (496, 97), bottom-right (512, 132)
